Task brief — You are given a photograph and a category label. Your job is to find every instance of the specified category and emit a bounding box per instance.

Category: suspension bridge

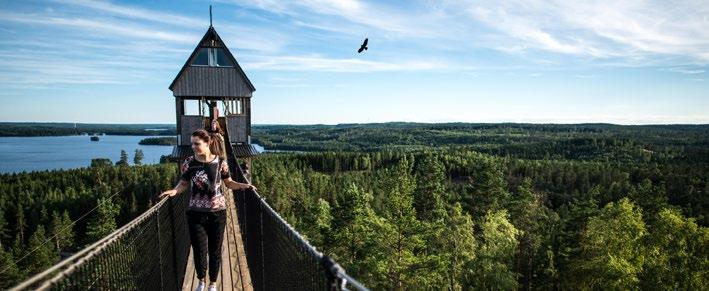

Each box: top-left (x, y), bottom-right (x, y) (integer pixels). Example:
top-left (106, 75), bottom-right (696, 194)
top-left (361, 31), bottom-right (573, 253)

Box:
top-left (9, 125), bottom-right (366, 291)
top-left (8, 17), bottom-right (368, 291)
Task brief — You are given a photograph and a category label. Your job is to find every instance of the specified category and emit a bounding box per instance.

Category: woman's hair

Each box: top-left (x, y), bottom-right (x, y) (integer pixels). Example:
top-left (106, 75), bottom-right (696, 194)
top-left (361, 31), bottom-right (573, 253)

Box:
top-left (209, 118), bottom-right (224, 134)
top-left (192, 129), bottom-right (223, 156)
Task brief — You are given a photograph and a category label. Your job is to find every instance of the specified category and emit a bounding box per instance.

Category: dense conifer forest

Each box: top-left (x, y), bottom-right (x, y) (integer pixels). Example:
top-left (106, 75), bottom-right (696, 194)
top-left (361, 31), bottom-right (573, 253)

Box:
top-left (138, 137), bottom-right (178, 146)
top-left (0, 123), bottom-right (706, 289)
top-left (0, 122), bottom-right (174, 136)
top-left (248, 123), bottom-right (708, 290)
top-left (0, 159), bottom-right (176, 288)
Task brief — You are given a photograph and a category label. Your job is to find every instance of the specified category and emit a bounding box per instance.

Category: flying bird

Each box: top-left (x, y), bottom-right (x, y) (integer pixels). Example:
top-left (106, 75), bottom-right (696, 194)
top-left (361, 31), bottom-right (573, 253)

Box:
top-left (358, 38), bottom-right (368, 53)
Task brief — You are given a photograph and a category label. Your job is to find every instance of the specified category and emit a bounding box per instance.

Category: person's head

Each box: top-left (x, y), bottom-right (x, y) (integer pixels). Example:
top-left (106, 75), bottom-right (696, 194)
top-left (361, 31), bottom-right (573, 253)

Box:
top-left (210, 118), bottom-right (223, 134)
top-left (191, 129), bottom-right (215, 155)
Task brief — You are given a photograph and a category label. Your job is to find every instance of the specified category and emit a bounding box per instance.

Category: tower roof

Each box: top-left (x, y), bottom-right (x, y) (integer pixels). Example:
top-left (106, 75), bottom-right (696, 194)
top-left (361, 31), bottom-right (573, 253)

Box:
top-left (169, 26), bottom-right (255, 97)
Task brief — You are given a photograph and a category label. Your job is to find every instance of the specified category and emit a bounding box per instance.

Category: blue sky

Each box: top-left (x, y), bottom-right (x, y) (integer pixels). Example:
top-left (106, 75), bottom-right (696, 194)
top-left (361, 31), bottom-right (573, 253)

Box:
top-left (0, 0), bottom-right (707, 124)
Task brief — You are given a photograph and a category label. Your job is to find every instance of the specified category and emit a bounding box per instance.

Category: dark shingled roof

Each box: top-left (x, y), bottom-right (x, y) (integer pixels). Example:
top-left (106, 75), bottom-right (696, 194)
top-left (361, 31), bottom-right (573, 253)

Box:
top-left (169, 26), bottom-right (255, 96)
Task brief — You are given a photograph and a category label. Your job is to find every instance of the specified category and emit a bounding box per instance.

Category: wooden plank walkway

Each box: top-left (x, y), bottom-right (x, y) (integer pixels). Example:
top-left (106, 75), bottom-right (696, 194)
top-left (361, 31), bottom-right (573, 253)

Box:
top-left (182, 188), bottom-right (253, 291)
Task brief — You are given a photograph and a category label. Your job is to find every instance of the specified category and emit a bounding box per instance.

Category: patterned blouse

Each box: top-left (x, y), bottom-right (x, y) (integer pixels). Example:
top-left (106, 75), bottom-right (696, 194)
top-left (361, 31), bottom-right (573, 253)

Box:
top-left (180, 155), bottom-right (231, 212)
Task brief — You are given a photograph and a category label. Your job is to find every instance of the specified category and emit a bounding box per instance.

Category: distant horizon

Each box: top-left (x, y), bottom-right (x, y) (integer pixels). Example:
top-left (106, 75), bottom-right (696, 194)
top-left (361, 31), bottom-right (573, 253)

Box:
top-left (1, 120), bottom-right (708, 126)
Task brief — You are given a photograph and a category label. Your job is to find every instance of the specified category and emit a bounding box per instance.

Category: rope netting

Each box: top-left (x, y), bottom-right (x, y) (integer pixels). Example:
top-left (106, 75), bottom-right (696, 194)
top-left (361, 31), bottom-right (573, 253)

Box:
top-left (226, 143), bottom-right (368, 291)
top-left (10, 191), bottom-right (191, 291)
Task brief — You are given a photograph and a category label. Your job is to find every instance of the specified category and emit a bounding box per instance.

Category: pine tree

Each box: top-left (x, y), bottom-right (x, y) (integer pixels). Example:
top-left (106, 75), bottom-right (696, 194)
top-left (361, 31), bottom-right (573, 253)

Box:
top-left (11, 234), bottom-right (24, 265)
top-left (332, 183), bottom-right (381, 285)
top-left (133, 149), bottom-right (144, 165)
top-left (116, 150), bottom-right (129, 166)
top-left (85, 196), bottom-right (120, 245)
top-left (464, 156), bottom-right (510, 218)
top-left (304, 198), bottom-right (332, 250)
top-left (15, 207), bottom-right (26, 243)
top-left (0, 246), bottom-right (22, 289)
top-left (376, 156), bottom-right (439, 289)
top-left (413, 155), bottom-right (451, 287)
top-left (50, 210), bottom-right (74, 252)
top-left (556, 197), bottom-right (599, 288)
top-left (508, 177), bottom-right (558, 290)
top-left (630, 179), bottom-right (668, 220)
top-left (0, 209), bottom-right (10, 245)
top-left (26, 226), bottom-right (57, 275)
top-left (413, 154), bottom-right (447, 222)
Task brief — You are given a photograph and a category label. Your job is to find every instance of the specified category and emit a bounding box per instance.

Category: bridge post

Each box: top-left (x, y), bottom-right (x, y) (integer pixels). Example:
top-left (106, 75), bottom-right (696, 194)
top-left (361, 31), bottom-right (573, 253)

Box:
top-left (321, 255), bottom-right (346, 291)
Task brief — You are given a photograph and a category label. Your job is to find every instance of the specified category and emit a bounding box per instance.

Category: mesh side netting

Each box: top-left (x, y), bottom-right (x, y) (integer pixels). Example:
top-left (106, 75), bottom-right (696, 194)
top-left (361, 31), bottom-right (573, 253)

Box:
top-left (11, 190), bottom-right (191, 291)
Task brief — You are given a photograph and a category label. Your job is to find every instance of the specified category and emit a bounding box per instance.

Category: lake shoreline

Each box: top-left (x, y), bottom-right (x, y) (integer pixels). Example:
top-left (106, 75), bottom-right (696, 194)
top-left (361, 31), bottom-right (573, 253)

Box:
top-left (0, 135), bottom-right (173, 174)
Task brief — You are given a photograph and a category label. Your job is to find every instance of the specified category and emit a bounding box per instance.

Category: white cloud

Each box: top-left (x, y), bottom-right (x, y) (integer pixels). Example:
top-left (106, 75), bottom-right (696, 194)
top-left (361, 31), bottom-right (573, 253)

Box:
top-left (226, 0), bottom-right (446, 38)
top-left (666, 67), bottom-right (706, 74)
top-left (245, 54), bottom-right (446, 72)
top-left (50, 0), bottom-right (204, 27)
top-left (230, 0), bottom-right (709, 67)
top-left (456, 0), bottom-right (709, 63)
top-left (0, 11), bottom-right (196, 44)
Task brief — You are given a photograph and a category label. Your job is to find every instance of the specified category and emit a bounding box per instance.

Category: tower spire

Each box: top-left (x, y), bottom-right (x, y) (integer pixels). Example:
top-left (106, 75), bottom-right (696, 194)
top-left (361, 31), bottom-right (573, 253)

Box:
top-left (209, 5), bottom-right (213, 27)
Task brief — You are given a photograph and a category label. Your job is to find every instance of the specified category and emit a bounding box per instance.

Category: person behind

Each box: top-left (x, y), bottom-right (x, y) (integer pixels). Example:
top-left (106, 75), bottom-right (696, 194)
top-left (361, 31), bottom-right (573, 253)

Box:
top-left (208, 118), bottom-right (226, 159)
top-left (160, 129), bottom-right (256, 291)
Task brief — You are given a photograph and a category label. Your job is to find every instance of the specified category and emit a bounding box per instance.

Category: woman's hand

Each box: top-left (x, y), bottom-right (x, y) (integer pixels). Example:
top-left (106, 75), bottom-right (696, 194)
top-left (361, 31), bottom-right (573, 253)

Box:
top-left (161, 180), bottom-right (188, 199)
top-left (159, 189), bottom-right (177, 199)
top-left (223, 177), bottom-right (257, 191)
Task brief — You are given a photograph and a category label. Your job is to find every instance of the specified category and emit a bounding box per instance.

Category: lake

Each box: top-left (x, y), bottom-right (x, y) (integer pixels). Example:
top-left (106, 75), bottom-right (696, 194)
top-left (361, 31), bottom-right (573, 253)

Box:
top-left (0, 135), bottom-right (173, 173)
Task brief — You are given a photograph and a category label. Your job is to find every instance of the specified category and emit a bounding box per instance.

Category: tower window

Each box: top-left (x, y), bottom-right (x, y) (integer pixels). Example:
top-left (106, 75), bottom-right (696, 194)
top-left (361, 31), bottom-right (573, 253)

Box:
top-left (215, 49), bottom-right (234, 66)
top-left (191, 47), bottom-right (235, 67)
top-left (192, 48), bottom-right (209, 66)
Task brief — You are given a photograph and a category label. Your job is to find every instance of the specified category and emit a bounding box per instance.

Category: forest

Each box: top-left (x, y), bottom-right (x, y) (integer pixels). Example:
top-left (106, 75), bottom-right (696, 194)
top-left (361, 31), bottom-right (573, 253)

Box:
top-left (0, 122), bottom-right (175, 136)
top-left (250, 149), bottom-right (707, 290)
top-left (139, 137), bottom-right (178, 146)
top-left (252, 123), bottom-right (709, 163)
top-left (0, 123), bottom-right (706, 290)
top-left (0, 152), bottom-right (176, 288)
top-left (247, 123), bottom-right (707, 290)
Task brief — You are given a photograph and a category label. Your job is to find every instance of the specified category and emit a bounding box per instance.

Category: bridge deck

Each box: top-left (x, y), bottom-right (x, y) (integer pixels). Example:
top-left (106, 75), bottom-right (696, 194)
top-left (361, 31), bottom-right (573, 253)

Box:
top-left (182, 188), bottom-right (252, 291)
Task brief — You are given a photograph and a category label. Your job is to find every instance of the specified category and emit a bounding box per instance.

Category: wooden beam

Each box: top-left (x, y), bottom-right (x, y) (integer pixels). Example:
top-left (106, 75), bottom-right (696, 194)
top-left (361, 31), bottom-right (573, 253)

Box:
top-left (175, 97), bottom-right (184, 145)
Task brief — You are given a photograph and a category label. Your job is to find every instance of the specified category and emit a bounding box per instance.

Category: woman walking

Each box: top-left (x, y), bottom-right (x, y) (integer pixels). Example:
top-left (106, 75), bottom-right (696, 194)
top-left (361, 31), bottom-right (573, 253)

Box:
top-left (160, 129), bottom-right (256, 291)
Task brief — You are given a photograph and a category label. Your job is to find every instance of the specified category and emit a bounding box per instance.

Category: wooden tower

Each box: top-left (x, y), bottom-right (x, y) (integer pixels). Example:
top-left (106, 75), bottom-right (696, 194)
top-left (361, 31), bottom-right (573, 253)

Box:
top-left (168, 23), bottom-right (258, 176)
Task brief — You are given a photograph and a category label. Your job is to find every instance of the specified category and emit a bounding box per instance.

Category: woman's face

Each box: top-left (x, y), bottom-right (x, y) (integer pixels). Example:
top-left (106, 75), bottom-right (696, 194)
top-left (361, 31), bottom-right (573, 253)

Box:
top-left (191, 136), bottom-right (210, 155)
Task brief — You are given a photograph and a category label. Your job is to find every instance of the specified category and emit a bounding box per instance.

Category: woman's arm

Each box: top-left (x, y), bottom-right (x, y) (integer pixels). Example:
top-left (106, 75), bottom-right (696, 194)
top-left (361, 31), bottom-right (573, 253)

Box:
top-left (159, 179), bottom-right (189, 199)
top-left (223, 177), bottom-right (257, 191)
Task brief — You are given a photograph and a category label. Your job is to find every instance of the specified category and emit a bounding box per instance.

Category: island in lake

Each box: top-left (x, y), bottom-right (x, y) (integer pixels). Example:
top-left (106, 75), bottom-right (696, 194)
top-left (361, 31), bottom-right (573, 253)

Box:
top-left (138, 137), bottom-right (177, 146)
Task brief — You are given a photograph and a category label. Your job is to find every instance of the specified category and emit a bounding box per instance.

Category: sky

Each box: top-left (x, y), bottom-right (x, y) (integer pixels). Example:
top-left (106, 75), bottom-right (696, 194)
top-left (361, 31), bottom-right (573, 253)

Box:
top-left (0, 0), bottom-right (707, 125)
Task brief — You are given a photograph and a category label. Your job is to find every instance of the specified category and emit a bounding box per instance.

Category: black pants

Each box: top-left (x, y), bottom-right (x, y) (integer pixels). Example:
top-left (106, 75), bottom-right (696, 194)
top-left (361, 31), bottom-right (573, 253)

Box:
top-left (187, 209), bottom-right (227, 282)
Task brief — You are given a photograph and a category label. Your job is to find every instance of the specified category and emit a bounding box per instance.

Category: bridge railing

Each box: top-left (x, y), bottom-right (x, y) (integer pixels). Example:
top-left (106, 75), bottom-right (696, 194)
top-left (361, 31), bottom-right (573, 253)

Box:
top-left (226, 145), bottom-right (368, 291)
top-left (9, 190), bottom-right (191, 291)
top-left (11, 143), bottom-right (368, 290)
